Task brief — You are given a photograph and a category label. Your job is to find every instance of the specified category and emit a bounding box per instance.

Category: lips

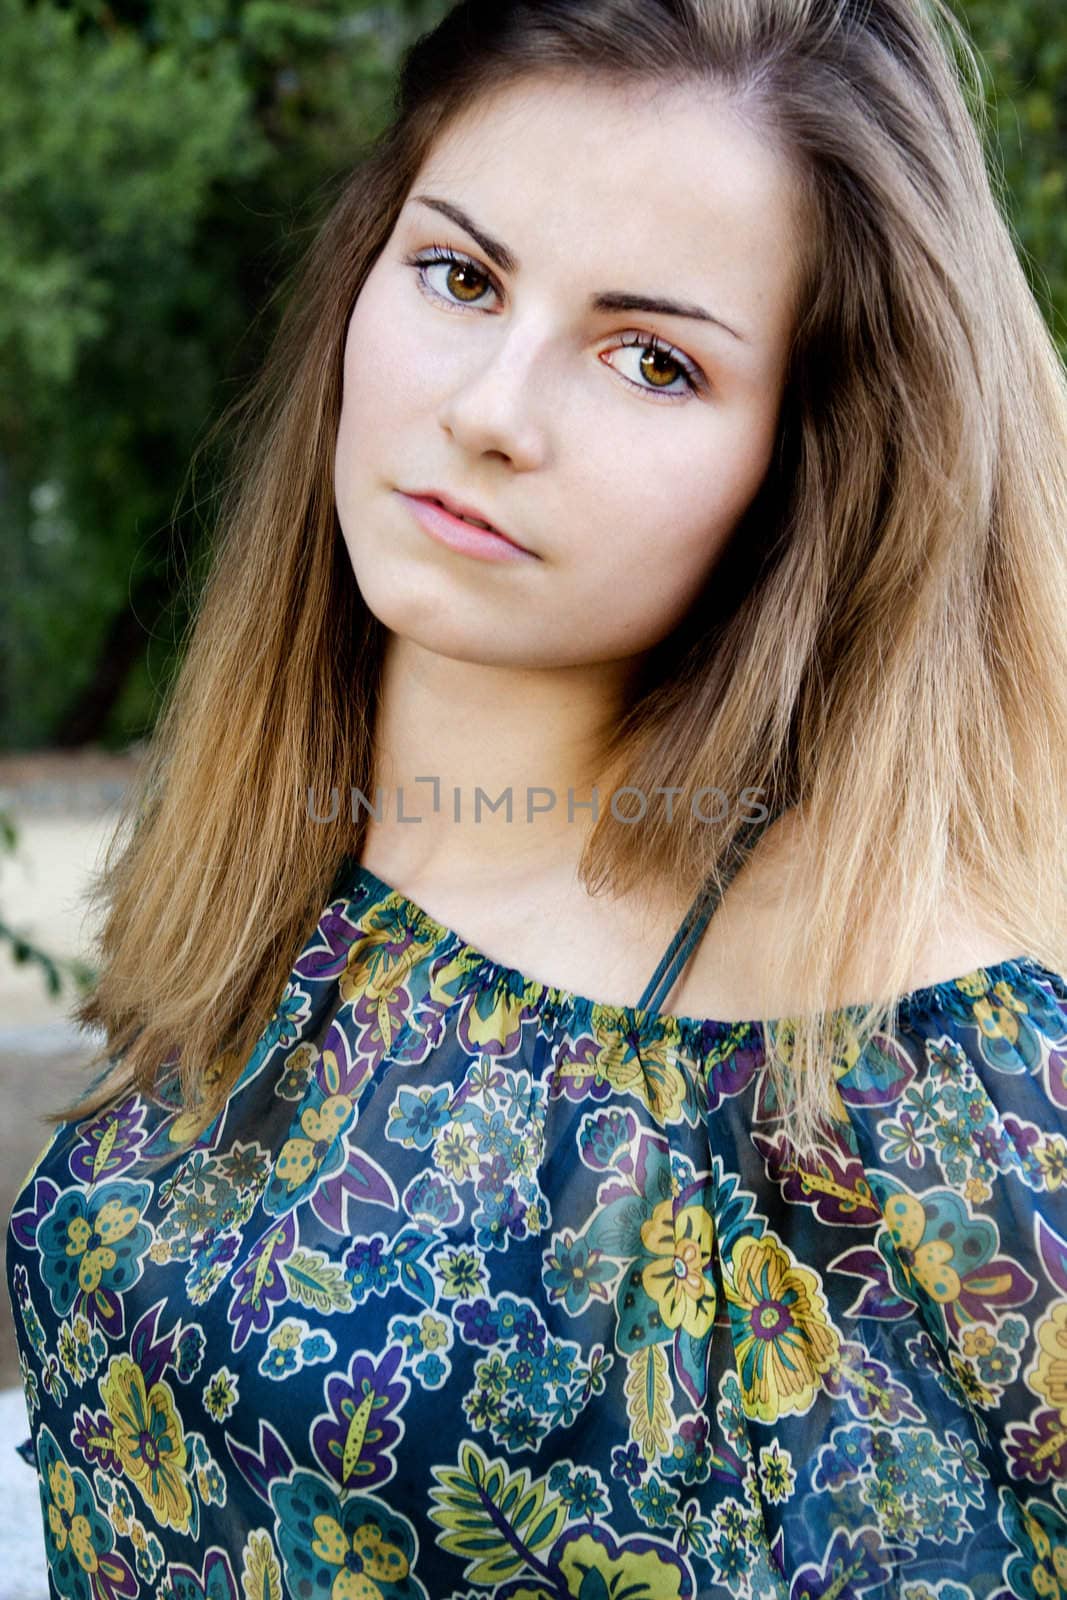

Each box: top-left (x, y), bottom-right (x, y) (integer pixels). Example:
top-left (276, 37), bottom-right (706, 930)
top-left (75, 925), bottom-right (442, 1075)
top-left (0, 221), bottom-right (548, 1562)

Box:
top-left (408, 489), bottom-right (525, 549)
top-left (426, 496), bottom-right (498, 533)
top-left (397, 491), bottom-right (539, 563)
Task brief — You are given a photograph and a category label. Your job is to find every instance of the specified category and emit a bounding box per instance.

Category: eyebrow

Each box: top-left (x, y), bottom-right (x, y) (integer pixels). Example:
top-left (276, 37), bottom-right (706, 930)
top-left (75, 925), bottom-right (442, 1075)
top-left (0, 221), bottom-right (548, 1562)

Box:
top-left (409, 193), bottom-right (748, 344)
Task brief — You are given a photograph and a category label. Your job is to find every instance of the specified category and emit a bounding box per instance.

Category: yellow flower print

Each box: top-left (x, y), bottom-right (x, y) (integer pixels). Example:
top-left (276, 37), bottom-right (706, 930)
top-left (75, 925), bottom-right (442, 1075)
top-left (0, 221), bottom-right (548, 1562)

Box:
top-left (275, 1094), bottom-right (353, 1194)
top-left (342, 909), bottom-right (439, 1028)
top-left (716, 1499), bottom-right (746, 1541)
top-left (594, 1028), bottom-right (687, 1125)
top-left (962, 1327), bottom-right (995, 1358)
top-left (503, 1529), bottom-right (688, 1600)
top-left (65, 1198), bottom-right (144, 1293)
top-left (758, 1440), bottom-right (796, 1504)
top-left (46, 1458), bottom-right (99, 1574)
top-left (419, 1314), bottom-right (448, 1352)
top-left (883, 1192), bottom-right (962, 1302)
top-left (310, 1510), bottom-right (410, 1596)
top-left (427, 947), bottom-right (528, 1051)
top-left (278, 1041), bottom-right (318, 1091)
top-left (475, 1353), bottom-right (508, 1397)
top-left (948, 1352), bottom-right (996, 1408)
top-left (435, 1124), bottom-right (478, 1183)
top-left (101, 1355), bottom-right (192, 1531)
top-left (555, 1531), bottom-right (687, 1600)
top-left (971, 974), bottom-right (1029, 1044)
top-left (725, 1232), bottom-right (840, 1423)
top-left (1020, 1507), bottom-right (1067, 1594)
top-left (466, 987), bottom-right (529, 1052)
top-left (1036, 1135), bottom-right (1067, 1192)
top-left (1032, 1301), bottom-right (1067, 1422)
top-left (639, 1199), bottom-right (716, 1338)
top-left (438, 1247), bottom-right (486, 1300)
top-left (241, 1531), bottom-right (282, 1599)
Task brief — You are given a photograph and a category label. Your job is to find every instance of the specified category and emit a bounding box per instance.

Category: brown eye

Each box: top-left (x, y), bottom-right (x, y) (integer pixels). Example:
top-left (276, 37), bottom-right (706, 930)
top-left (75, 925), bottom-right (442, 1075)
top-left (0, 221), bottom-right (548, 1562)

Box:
top-left (608, 332), bottom-right (703, 400)
top-left (405, 246), bottom-right (497, 311)
top-left (444, 261), bottom-right (489, 302)
top-left (639, 347), bottom-right (683, 388)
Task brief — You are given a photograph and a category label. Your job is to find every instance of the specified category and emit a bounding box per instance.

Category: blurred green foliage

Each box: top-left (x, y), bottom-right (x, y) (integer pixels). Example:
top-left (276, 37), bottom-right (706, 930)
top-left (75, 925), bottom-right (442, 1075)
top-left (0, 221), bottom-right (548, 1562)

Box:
top-left (0, 0), bottom-right (1063, 753)
top-left (961, 0), bottom-right (1067, 345)
top-left (0, 0), bottom-right (449, 749)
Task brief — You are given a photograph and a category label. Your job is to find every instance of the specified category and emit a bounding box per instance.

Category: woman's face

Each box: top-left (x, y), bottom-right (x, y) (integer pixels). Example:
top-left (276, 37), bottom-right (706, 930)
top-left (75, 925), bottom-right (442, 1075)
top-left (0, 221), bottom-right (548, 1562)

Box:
top-left (335, 74), bottom-right (806, 670)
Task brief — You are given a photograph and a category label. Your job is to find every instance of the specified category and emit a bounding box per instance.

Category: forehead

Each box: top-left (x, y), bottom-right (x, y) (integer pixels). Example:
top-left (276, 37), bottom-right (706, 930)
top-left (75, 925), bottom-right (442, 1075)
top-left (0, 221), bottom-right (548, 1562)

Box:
top-left (409, 73), bottom-right (808, 339)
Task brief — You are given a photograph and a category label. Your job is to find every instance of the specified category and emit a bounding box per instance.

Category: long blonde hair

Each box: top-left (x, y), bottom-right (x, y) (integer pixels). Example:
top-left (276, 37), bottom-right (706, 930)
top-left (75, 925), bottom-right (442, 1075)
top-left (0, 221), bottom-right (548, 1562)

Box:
top-left (57, 0), bottom-right (1067, 1160)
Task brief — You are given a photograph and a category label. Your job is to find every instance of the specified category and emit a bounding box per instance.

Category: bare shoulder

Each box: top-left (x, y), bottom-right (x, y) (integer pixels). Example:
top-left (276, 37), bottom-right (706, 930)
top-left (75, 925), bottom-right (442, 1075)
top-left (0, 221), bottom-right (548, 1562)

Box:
top-left (892, 888), bottom-right (1027, 993)
top-left (665, 806), bottom-right (1027, 1020)
top-left (759, 806), bottom-right (1024, 984)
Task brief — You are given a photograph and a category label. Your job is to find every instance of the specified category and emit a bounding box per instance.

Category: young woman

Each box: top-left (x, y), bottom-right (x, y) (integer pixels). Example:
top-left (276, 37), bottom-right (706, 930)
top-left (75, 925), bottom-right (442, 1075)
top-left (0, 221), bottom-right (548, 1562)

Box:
top-left (7, 0), bottom-right (1067, 1595)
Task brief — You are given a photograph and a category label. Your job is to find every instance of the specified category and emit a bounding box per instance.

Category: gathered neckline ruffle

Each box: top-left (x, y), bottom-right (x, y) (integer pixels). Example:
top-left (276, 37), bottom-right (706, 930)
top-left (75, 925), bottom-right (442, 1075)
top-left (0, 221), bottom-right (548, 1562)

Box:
top-left (334, 858), bottom-right (1056, 1050)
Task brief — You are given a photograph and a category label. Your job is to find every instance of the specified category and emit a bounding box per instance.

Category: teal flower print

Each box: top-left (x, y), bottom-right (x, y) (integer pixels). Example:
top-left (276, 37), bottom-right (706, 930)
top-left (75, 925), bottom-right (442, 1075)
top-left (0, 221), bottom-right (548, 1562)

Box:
top-left (386, 1084), bottom-right (452, 1149)
top-left (544, 1231), bottom-right (615, 1315)
top-left (873, 1179), bottom-right (1037, 1343)
top-left (37, 1180), bottom-right (152, 1331)
top-left (631, 1476), bottom-right (676, 1526)
top-left (271, 1472), bottom-right (427, 1598)
top-left (36, 1424), bottom-right (137, 1600)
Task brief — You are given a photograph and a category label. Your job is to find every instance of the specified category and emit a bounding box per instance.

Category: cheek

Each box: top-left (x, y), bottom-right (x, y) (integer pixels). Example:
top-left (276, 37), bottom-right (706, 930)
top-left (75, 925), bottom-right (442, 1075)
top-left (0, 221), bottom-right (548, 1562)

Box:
top-left (595, 411), bottom-right (778, 574)
top-left (567, 410), bottom-right (779, 648)
top-left (335, 304), bottom-right (427, 537)
top-left (344, 265), bottom-right (447, 423)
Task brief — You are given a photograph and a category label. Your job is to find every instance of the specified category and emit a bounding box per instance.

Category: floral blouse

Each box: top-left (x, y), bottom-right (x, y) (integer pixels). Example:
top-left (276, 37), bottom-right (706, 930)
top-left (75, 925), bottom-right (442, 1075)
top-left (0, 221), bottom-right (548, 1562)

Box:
top-left (5, 859), bottom-right (1067, 1600)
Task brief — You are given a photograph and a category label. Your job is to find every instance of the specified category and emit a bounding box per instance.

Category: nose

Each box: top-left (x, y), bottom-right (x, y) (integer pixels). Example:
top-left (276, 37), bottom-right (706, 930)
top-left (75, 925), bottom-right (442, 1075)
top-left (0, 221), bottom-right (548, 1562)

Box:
top-left (437, 322), bottom-right (550, 470)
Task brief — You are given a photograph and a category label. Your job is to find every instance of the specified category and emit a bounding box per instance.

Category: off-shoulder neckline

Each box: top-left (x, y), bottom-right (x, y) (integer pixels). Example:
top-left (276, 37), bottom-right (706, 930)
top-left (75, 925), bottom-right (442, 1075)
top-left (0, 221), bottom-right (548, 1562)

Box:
top-left (333, 859), bottom-right (1057, 1042)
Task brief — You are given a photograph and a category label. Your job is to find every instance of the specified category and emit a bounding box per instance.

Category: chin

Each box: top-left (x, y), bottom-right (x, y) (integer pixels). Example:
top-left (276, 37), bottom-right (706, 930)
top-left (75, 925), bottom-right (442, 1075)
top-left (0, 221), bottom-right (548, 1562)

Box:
top-left (351, 571), bottom-right (506, 656)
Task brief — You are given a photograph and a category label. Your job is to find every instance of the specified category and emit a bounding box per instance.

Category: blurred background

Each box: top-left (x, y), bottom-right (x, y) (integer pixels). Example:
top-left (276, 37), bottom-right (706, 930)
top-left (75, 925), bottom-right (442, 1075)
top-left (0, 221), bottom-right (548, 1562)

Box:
top-left (0, 0), bottom-right (1063, 1585)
